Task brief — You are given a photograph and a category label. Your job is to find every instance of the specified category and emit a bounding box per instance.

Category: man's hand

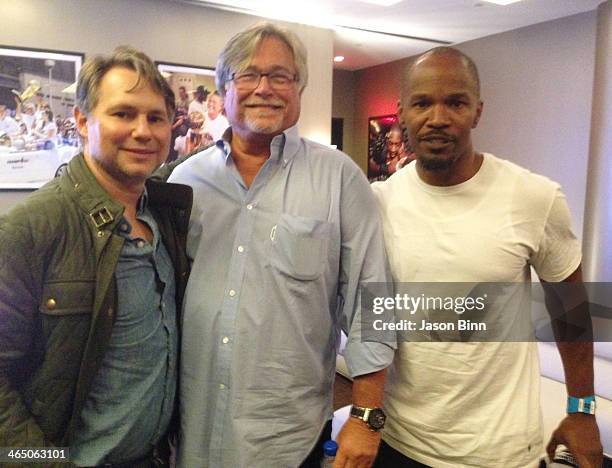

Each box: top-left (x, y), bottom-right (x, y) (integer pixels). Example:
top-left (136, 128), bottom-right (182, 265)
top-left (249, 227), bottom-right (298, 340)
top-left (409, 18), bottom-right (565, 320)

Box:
top-left (333, 418), bottom-right (381, 468)
top-left (546, 414), bottom-right (603, 468)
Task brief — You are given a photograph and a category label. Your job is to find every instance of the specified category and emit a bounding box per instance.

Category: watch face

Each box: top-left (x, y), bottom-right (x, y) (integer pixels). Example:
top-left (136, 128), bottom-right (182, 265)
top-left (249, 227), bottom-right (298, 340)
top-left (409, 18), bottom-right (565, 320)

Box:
top-left (368, 408), bottom-right (386, 430)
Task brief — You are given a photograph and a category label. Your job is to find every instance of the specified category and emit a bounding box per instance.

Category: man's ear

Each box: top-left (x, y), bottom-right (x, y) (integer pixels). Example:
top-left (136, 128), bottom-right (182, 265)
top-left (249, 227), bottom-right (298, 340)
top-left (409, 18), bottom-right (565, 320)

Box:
top-left (473, 100), bottom-right (484, 128)
top-left (397, 100), bottom-right (405, 126)
top-left (74, 106), bottom-right (89, 140)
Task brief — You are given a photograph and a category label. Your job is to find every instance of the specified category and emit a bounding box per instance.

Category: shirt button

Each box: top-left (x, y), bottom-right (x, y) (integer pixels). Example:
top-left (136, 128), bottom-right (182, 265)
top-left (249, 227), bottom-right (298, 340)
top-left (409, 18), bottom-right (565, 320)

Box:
top-left (137, 240), bottom-right (145, 248)
top-left (222, 336), bottom-right (229, 344)
top-left (237, 245), bottom-right (244, 253)
top-left (120, 223), bottom-right (129, 232)
top-left (246, 204), bottom-right (253, 210)
top-left (229, 289), bottom-right (236, 297)
top-left (46, 298), bottom-right (57, 310)
top-left (219, 383), bottom-right (226, 389)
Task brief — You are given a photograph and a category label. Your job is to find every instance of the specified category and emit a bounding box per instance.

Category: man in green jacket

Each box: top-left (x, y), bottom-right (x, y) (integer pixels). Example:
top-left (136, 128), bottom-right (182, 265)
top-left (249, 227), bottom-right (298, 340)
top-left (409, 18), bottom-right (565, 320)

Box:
top-left (0, 46), bottom-right (191, 467)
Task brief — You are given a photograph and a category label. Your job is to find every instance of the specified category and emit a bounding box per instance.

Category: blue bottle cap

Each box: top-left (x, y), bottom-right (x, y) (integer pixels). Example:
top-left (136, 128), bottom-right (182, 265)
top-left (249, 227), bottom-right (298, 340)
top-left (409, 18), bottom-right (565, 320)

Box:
top-left (323, 440), bottom-right (338, 456)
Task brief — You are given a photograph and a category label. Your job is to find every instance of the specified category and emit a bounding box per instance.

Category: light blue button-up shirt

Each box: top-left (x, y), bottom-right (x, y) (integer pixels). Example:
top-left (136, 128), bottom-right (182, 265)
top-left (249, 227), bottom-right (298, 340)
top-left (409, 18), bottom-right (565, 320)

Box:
top-left (169, 126), bottom-right (394, 467)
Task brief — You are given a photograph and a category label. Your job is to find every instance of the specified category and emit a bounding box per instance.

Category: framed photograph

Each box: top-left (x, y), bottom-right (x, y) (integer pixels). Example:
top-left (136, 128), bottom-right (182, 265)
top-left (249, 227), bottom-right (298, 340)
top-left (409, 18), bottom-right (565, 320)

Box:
top-left (367, 114), bottom-right (414, 182)
top-left (0, 46), bottom-right (83, 189)
top-left (156, 61), bottom-right (229, 162)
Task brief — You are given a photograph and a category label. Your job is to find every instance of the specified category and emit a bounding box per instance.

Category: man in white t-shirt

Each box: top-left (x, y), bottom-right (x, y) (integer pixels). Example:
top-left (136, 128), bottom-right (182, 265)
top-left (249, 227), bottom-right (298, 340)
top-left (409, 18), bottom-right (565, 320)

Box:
top-left (187, 85), bottom-right (208, 117)
top-left (371, 47), bottom-right (602, 468)
top-left (202, 91), bottom-right (229, 142)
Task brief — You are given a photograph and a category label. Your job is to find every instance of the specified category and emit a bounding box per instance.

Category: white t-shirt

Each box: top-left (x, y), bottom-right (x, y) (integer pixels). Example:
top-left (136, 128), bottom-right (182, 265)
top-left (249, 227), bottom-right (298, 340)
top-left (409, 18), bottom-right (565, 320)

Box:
top-left (18, 114), bottom-right (36, 133)
top-left (371, 154), bottom-right (581, 468)
top-left (203, 114), bottom-right (229, 142)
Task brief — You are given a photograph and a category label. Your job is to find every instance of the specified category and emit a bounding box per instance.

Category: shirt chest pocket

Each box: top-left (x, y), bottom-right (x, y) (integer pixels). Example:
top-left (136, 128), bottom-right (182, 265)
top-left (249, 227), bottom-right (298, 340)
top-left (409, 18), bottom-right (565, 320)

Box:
top-left (268, 214), bottom-right (332, 281)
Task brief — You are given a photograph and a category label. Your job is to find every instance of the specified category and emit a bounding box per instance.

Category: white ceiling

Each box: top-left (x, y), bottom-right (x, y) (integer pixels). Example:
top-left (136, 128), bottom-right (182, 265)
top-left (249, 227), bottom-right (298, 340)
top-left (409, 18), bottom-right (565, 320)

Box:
top-left (183, 0), bottom-right (603, 70)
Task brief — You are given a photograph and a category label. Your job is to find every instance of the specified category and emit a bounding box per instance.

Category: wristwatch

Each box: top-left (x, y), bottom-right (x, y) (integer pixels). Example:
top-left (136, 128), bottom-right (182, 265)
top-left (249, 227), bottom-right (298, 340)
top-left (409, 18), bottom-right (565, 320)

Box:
top-left (350, 405), bottom-right (386, 431)
top-left (567, 396), bottom-right (596, 415)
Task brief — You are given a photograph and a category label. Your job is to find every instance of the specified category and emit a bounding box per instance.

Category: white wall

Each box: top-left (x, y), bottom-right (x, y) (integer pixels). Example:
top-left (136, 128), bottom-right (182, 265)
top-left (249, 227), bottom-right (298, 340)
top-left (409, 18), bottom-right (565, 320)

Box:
top-left (458, 12), bottom-right (597, 241)
top-left (0, 0), bottom-right (333, 212)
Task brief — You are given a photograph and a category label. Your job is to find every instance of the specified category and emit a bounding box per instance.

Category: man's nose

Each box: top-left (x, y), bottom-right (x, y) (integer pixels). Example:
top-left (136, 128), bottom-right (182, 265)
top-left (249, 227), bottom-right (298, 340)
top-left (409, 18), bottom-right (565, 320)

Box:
top-left (254, 75), bottom-right (274, 95)
top-left (133, 115), bottom-right (153, 139)
top-left (427, 104), bottom-right (450, 127)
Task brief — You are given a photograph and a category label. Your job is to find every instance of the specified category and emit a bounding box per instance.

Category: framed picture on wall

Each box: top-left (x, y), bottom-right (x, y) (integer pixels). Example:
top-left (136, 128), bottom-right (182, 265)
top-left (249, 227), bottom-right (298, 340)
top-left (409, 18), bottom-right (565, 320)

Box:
top-left (156, 61), bottom-right (229, 162)
top-left (367, 114), bottom-right (414, 182)
top-left (0, 46), bottom-right (83, 189)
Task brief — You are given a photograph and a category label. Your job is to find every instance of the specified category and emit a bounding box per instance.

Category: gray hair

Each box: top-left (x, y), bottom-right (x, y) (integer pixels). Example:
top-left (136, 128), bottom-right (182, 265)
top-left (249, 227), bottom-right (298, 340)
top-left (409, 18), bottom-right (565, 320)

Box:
top-left (404, 46), bottom-right (481, 98)
top-left (76, 45), bottom-right (175, 118)
top-left (216, 22), bottom-right (308, 97)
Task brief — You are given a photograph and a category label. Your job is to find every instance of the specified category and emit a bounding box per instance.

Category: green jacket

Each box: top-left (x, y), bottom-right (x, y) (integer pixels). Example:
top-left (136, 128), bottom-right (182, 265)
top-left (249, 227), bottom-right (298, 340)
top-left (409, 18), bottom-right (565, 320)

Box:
top-left (0, 154), bottom-right (192, 461)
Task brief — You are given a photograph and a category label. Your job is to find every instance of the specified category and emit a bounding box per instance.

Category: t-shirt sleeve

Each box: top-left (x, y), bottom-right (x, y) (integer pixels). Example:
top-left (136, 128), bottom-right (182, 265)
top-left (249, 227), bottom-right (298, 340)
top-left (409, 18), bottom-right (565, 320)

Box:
top-left (531, 187), bottom-right (581, 281)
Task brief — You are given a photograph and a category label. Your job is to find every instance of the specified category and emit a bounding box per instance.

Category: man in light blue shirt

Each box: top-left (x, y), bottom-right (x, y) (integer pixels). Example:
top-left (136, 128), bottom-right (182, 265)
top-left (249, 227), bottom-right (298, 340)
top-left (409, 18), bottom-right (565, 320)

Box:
top-left (169, 23), bottom-right (395, 467)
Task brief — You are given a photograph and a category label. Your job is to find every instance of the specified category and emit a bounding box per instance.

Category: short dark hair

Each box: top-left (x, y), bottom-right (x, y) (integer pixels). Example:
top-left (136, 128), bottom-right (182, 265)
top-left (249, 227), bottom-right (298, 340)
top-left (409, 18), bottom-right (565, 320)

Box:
top-left (404, 46), bottom-right (480, 99)
top-left (76, 45), bottom-right (175, 119)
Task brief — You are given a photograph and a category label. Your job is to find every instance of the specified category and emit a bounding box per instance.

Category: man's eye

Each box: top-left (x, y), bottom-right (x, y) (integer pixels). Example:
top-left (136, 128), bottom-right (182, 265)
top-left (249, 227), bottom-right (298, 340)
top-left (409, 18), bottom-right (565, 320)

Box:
top-left (412, 101), bottom-right (428, 108)
top-left (270, 74), bottom-right (291, 84)
top-left (236, 73), bottom-right (257, 82)
top-left (149, 115), bottom-right (166, 123)
top-left (450, 101), bottom-right (466, 108)
top-left (113, 111), bottom-right (129, 118)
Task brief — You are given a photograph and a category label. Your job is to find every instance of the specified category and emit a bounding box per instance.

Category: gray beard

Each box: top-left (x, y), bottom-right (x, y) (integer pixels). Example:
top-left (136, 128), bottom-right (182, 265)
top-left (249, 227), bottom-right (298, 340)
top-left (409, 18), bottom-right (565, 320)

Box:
top-left (244, 115), bottom-right (284, 135)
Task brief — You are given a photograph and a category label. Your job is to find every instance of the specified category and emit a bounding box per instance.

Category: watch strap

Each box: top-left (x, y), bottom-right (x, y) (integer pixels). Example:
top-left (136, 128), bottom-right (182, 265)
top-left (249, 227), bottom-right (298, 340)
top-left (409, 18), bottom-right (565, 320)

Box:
top-left (567, 395), bottom-right (596, 415)
top-left (350, 405), bottom-right (369, 421)
top-left (349, 405), bottom-right (386, 431)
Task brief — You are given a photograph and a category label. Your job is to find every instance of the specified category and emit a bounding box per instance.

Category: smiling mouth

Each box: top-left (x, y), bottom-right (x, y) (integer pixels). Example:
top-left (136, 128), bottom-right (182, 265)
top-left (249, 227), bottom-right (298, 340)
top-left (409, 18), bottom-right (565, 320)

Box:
top-left (245, 102), bottom-right (284, 110)
top-left (122, 148), bottom-right (157, 155)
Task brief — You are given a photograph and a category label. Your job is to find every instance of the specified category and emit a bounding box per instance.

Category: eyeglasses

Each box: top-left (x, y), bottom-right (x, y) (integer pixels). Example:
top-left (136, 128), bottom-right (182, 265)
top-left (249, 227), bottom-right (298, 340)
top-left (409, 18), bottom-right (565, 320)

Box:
top-left (230, 71), bottom-right (298, 91)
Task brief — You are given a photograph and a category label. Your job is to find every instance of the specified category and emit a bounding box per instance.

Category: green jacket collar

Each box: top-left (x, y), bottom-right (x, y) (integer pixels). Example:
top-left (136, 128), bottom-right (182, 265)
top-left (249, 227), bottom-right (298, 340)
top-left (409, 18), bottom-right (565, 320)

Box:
top-left (60, 154), bottom-right (126, 232)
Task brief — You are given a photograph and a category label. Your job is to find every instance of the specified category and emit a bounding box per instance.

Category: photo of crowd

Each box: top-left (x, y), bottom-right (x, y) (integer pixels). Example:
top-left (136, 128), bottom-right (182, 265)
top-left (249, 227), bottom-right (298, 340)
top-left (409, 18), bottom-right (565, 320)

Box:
top-left (367, 114), bottom-right (415, 182)
top-left (157, 62), bottom-right (230, 162)
top-left (0, 47), bottom-right (82, 187)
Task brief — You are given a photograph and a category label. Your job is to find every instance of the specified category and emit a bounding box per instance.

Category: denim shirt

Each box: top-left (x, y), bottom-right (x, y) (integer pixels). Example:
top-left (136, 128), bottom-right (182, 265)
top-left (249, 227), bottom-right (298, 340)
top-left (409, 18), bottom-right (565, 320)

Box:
top-left (71, 197), bottom-right (178, 466)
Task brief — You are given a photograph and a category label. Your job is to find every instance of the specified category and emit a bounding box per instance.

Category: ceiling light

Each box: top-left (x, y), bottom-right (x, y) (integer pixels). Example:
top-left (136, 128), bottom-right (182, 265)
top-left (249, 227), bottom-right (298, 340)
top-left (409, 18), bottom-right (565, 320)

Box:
top-left (481, 0), bottom-right (524, 5)
top-left (333, 55), bottom-right (345, 63)
top-left (357, 0), bottom-right (403, 6)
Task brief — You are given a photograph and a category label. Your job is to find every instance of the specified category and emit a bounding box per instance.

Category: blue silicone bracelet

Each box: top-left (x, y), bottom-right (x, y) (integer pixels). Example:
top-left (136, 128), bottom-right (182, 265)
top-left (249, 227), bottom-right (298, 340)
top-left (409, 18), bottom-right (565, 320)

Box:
top-left (567, 395), bottom-right (596, 415)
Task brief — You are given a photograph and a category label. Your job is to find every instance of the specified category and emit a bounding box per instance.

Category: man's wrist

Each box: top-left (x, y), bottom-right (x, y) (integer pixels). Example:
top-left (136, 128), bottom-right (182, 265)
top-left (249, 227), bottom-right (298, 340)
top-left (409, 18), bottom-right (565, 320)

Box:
top-left (350, 405), bottom-right (386, 431)
top-left (567, 395), bottom-right (596, 415)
